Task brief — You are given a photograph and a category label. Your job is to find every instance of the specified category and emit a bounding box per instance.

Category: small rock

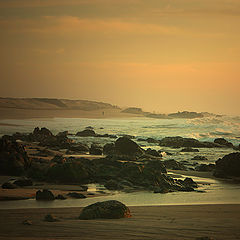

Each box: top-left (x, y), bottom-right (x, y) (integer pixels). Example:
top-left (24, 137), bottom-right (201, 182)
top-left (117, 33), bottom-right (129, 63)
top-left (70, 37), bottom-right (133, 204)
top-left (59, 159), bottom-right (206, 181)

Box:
top-left (67, 192), bottom-right (86, 199)
top-left (36, 189), bottom-right (55, 201)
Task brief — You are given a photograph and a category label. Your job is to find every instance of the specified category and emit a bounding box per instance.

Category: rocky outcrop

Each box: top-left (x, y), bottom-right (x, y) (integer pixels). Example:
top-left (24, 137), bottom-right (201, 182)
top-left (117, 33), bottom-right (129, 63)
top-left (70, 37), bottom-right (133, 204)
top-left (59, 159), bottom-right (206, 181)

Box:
top-left (89, 144), bottom-right (103, 155)
top-left (115, 137), bottom-right (144, 156)
top-left (79, 200), bottom-right (131, 219)
top-left (145, 148), bottom-right (162, 157)
top-left (213, 152), bottom-right (240, 178)
top-left (36, 189), bottom-right (55, 201)
top-left (163, 159), bottom-right (186, 170)
top-left (0, 137), bottom-right (31, 176)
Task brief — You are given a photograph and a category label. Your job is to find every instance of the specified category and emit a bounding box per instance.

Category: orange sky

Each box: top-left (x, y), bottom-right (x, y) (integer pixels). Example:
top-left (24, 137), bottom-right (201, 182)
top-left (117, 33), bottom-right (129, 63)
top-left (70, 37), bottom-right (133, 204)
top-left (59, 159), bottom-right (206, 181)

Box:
top-left (0, 0), bottom-right (239, 115)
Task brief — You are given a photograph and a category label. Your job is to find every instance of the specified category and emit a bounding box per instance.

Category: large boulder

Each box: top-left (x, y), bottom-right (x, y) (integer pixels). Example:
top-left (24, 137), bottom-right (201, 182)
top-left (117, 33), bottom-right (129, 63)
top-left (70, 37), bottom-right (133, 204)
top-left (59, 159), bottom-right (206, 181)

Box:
top-left (79, 200), bottom-right (131, 219)
top-left (0, 137), bottom-right (31, 176)
top-left (115, 137), bottom-right (144, 156)
top-left (36, 189), bottom-right (55, 201)
top-left (103, 143), bottom-right (115, 155)
top-left (214, 152), bottom-right (240, 178)
top-left (76, 129), bottom-right (96, 137)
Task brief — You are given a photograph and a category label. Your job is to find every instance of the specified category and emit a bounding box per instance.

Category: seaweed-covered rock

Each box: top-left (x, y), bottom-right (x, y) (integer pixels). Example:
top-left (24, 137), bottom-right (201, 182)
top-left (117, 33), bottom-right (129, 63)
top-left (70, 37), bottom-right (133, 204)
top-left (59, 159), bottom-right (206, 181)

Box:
top-left (36, 189), bottom-right (55, 201)
top-left (79, 200), bottom-right (131, 219)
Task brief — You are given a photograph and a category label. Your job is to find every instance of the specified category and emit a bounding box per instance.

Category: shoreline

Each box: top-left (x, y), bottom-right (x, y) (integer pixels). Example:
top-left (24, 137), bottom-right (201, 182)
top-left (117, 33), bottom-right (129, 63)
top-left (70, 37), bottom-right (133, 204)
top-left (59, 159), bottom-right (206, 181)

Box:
top-left (0, 204), bottom-right (239, 239)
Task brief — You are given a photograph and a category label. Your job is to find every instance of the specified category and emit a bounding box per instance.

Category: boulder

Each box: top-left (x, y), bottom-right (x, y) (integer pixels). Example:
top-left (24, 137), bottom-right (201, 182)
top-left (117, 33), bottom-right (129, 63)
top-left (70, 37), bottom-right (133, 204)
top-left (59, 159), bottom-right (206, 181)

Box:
top-left (214, 152), bottom-right (240, 178)
top-left (55, 194), bottom-right (67, 200)
top-left (104, 179), bottom-right (123, 190)
top-left (79, 200), bottom-right (131, 219)
top-left (33, 127), bottom-right (53, 137)
top-left (115, 137), bottom-right (144, 156)
top-left (89, 144), bottom-right (103, 155)
top-left (163, 159), bottom-right (186, 170)
top-left (76, 129), bottom-right (96, 137)
top-left (0, 137), bottom-right (31, 176)
top-left (183, 177), bottom-right (198, 188)
top-left (13, 177), bottom-right (33, 187)
top-left (103, 143), bottom-right (115, 155)
top-left (56, 131), bottom-right (68, 138)
top-left (195, 164), bottom-right (215, 172)
top-left (67, 143), bottom-right (89, 153)
top-left (145, 148), bottom-right (161, 157)
top-left (36, 189), bottom-right (55, 201)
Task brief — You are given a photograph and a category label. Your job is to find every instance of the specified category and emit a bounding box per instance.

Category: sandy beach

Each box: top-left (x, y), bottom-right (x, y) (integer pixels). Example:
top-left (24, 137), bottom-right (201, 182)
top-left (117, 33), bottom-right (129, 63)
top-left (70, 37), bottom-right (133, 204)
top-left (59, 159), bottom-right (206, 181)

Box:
top-left (0, 204), bottom-right (239, 240)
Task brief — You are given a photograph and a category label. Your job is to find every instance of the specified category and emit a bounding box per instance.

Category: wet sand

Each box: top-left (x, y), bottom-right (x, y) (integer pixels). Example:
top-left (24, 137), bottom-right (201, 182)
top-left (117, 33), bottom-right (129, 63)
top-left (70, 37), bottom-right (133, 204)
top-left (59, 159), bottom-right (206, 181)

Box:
top-left (0, 204), bottom-right (239, 240)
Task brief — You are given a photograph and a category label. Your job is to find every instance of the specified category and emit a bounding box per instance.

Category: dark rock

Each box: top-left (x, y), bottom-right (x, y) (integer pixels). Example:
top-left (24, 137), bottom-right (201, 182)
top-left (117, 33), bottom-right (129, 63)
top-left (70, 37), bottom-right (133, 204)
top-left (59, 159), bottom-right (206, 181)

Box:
top-left (36, 189), bottom-right (55, 201)
top-left (195, 164), bottom-right (215, 172)
top-left (33, 127), bottom-right (53, 137)
top-left (146, 138), bottom-right (159, 144)
top-left (67, 143), bottom-right (89, 153)
top-left (103, 143), bottom-right (115, 155)
top-left (55, 194), bottom-right (67, 200)
top-left (163, 159), bottom-right (186, 170)
top-left (0, 137), bottom-right (31, 176)
top-left (56, 131), bottom-right (68, 138)
top-left (76, 129), bottom-right (96, 137)
top-left (115, 137), bottom-right (144, 156)
top-left (183, 177), bottom-right (198, 188)
top-left (44, 214), bottom-right (59, 222)
top-left (214, 152), bottom-right (240, 178)
top-left (181, 147), bottom-right (199, 152)
top-left (13, 177), bottom-right (33, 187)
top-left (51, 155), bottom-right (66, 164)
top-left (67, 192), bottom-right (86, 199)
top-left (145, 148), bottom-right (161, 157)
top-left (104, 179), bottom-right (123, 190)
top-left (89, 144), bottom-right (103, 155)
top-left (214, 138), bottom-right (233, 148)
top-left (79, 200), bottom-right (131, 219)
top-left (191, 155), bottom-right (208, 161)
top-left (2, 182), bottom-right (17, 189)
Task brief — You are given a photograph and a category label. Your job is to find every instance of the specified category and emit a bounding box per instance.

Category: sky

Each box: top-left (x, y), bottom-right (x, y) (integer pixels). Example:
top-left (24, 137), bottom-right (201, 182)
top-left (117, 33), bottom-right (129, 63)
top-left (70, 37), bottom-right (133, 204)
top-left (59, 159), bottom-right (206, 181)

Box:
top-left (0, 0), bottom-right (240, 115)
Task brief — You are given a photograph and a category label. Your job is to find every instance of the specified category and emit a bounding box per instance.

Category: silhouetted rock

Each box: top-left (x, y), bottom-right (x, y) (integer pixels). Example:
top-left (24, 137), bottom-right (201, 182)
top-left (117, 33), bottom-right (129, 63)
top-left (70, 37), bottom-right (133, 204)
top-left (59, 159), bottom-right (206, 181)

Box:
top-left (214, 152), bottom-right (240, 178)
top-left (103, 143), bottom-right (115, 155)
top-left (89, 144), bottom-right (102, 155)
top-left (145, 148), bottom-right (161, 157)
top-left (13, 177), bottom-right (33, 187)
top-left (104, 179), bottom-right (123, 190)
top-left (76, 129), bottom-right (96, 137)
top-left (195, 164), bottom-right (215, 172)
top-left (192, 155), bottom-right (208, 161)
top-left (67, 192), bottom-right (86, 199)
top-left (55, 194), bottom-right (67, 200)
top-left (56, 131), bottom-right (68, 138)
top-left (79, 200), bottom-right (131, 219)
top-left (214, 138), bottom-right (233, 148)
top-left (0, 137), bottom-right (31, 176)
top-left (163, 159), bottom-right (186, 170)
top-left (183, 177), bottom-right (198, 188)
top-left (115, 137), bottom-right (144, 156)
top-left (181, 147), bottom-right (199, 152)
top-left (36, 189), bottom-right (55, 201)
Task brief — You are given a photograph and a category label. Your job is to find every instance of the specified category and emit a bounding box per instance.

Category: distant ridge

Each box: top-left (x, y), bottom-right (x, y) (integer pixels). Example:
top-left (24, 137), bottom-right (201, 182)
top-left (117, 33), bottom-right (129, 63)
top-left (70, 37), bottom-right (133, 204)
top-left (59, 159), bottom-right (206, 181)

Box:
top-left (0, 97), bottom-right (120, 111)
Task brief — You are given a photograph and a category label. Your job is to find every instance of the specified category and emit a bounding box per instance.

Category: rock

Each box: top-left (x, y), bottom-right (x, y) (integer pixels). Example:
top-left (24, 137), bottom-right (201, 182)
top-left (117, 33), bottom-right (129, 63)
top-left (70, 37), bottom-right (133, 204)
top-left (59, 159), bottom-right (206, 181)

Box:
top-left (0, 137), bottom-right (31, 176)
top-left (103, 143), bottom-right (115, 155)
top-left (13, 177), bottom-right (33, 187)
top-left (2, 181), bottom-right (17, 189)
top-left (146, 138), bottom-right (159, 144)
top-left (67, 192), bottom-right (86, 199)
top-left (79, 200), bottom-right (131, 219)
top-left (214, 138), bottom-right (233, 148)
top-left (33, 127), bottom-right (53, 137)
top-left (195, 164), bottom-right (215, 172)
top-left (44, 214), bottom-right (59, 222)
top-left (145, 148), bottom-right (161, 157)
top-left (67, 143), bottom-right (89, 153)
top-left (163, 159), bottom-right (186, 170)
top-left (183, 177), bottom-right (198, 188)
top-left (191, 155), bottom-right (208, 161)
top-left (115, 137), bottom-right (144, 156)
top-left (56, 131), bottom-right (68, 138)
top-left (159, 136), bottom-right (221, 148)
top-left (55, 194), bottom-right (67, 200)
top-left (51, 155), bottom-right (66, 164)
top-left (181, 147), bottom-right (199, 152)
top-left (214, 152), bottom-right (240, 178)
top-left (89, 144), bottom-right (103, 155)
top-left (104, 179), bottom-right (123, 190)
top-left (76, 129), bottom-right (96, 137)
top-left (22, 220), bottom-right (32, 225)
top-left (36, 189), bottom-right (55, 201)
